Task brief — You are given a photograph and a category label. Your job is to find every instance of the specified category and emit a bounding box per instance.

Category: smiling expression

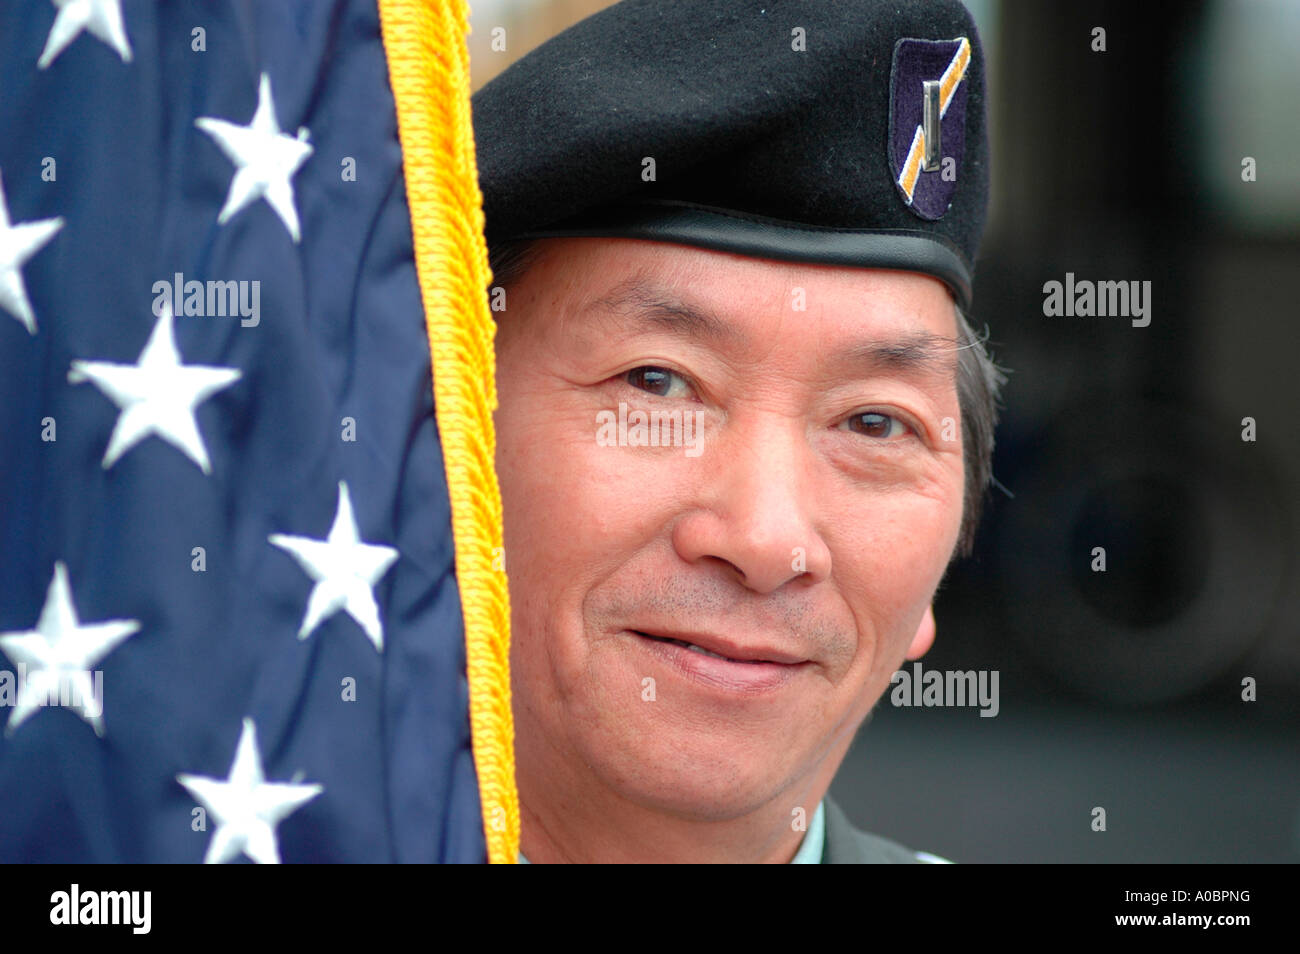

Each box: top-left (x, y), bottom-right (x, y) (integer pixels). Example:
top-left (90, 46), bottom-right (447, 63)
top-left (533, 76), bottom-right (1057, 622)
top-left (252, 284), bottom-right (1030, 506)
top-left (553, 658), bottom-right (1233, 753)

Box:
top-left (493, 237), bottom-right (965, 822)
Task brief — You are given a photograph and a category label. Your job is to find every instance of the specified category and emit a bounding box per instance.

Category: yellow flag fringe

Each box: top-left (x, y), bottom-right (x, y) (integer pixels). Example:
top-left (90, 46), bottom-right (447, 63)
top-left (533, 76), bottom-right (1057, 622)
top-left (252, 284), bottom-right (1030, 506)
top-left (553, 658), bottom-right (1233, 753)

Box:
top-left (377, 0), bottom-right (518, 863)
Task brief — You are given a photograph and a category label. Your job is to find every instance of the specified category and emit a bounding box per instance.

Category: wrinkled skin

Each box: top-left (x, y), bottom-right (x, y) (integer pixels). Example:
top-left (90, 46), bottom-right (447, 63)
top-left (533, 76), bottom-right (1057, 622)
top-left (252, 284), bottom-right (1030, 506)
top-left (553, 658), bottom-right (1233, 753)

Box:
top-left (493, 238), bottom-right (964, 863)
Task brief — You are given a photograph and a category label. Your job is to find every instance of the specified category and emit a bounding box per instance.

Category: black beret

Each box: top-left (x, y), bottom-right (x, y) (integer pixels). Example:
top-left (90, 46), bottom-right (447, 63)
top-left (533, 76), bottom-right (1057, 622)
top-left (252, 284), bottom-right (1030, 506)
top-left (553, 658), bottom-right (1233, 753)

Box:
top-left (473, 0), bottom-right (989, 309)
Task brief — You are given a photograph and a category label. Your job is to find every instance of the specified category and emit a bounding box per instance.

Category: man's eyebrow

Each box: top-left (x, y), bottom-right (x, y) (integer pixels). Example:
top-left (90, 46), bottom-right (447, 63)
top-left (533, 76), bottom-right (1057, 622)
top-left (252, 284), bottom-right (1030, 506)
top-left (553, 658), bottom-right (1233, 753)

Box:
top-left (587, 274), bottom-right (751, 350)
top-left (829, 330), bottom-right (961, 381)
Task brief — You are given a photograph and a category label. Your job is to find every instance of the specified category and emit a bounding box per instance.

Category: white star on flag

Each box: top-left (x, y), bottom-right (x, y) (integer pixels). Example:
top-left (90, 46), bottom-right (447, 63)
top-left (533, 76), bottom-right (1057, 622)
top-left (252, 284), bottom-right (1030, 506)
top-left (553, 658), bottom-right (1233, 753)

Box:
top-left (269, 481), bottom-right (400, 651)
top-left (0, 561), bottom-right (140, 737)
top-left (38, 0), bottom-right (133, 70)
top-left (195, 73), bottom-right (314, 242)
top-left (68, 302), bottom-right (241, 474)
top-left (177, 718), bottom-right (323, 865)
top-left (0, 170), bottom-right (64, 335)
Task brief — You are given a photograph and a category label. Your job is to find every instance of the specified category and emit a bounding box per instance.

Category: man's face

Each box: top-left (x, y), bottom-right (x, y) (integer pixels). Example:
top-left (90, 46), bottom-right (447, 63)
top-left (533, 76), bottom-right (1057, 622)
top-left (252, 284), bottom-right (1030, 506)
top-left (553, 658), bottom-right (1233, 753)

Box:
top-left (494, 237), bottom-right (965, 822)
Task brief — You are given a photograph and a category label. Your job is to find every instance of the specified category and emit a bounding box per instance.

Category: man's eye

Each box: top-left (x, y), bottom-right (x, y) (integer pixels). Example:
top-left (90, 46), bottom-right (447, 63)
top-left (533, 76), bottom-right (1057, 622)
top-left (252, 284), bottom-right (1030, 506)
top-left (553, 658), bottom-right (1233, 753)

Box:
top-left (843, 411), bottom-right (911, 439)
top-left (625, 366), bottom-right (691, 398)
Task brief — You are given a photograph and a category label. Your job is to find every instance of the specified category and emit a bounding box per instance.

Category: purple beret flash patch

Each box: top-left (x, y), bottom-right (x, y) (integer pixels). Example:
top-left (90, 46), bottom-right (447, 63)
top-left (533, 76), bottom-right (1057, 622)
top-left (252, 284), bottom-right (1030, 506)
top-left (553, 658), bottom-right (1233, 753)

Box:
top-left (888, 37), bottom-right (971, 221)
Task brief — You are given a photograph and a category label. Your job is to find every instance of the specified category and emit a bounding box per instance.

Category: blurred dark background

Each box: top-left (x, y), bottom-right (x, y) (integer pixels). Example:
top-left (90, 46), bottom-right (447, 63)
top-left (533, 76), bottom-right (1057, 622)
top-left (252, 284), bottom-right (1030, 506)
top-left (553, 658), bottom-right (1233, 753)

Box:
top-left (471, 0), bottom-right (1300, 862)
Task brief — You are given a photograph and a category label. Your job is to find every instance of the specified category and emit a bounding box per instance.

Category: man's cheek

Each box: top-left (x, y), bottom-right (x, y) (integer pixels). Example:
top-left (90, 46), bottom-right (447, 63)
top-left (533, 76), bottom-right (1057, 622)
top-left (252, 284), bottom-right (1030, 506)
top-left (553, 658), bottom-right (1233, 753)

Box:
top-left (834, 512), bottom-right (952, 642)
top-left (500, 441), bottom-right (659, 614)
top-left (498, 406), bottom-right (604, 501)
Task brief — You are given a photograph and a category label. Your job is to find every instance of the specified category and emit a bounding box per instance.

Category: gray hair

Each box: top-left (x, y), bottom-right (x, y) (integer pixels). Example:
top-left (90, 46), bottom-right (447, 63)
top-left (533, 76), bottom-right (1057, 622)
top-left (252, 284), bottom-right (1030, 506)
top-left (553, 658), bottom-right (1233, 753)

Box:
top-left (488, 239), bottom-right (1004, 560)
top-left (950, 304), bottom-right (1005, 557)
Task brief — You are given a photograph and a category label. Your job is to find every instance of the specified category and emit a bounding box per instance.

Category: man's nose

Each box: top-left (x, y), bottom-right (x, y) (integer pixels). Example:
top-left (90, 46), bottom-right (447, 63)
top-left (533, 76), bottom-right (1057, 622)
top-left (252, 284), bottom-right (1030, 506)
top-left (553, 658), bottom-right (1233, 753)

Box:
top-left (670, 419), bottom-right (832, 594)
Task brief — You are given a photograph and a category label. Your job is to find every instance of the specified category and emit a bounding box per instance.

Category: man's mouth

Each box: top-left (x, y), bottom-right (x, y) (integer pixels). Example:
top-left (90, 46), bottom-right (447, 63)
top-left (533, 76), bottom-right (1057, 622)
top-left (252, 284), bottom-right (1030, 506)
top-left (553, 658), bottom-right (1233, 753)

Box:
top-left (637, 632), bottom-right (759, 663)
top-left (628, 629), bottom-right (809, 693)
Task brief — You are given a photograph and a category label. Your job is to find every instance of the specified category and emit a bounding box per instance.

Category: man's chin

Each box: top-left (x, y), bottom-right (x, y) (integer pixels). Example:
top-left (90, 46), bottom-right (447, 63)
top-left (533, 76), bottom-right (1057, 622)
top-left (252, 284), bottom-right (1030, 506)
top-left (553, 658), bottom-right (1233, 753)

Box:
top-left (567, 722), bottom-right (816, 823)
top-left (603, 769), bottom-right (791, 823)
top-left (519, 636), bottom-right (844, 822)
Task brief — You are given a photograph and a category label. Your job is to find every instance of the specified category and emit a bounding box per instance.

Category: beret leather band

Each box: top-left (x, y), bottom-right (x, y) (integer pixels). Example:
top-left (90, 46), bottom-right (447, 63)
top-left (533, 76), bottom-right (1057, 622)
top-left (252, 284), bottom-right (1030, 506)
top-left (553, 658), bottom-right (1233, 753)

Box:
top-left (517, 198), bottom-right (976, 310)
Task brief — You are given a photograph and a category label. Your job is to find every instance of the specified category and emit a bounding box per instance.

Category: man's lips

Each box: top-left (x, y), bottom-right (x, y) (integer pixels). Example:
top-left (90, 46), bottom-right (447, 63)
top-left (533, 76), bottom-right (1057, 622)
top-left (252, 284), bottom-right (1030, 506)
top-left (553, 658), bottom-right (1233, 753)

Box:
top-left (630, 629), bottom-right (807, 665)
top-left (627, 628), bottom-right (811, 694)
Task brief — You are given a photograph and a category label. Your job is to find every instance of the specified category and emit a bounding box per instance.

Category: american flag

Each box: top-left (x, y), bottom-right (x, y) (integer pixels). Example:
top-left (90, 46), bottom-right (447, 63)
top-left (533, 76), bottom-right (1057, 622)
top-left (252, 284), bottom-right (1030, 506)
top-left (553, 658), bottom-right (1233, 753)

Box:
top-left (0, 0), bottom-right (488, 862)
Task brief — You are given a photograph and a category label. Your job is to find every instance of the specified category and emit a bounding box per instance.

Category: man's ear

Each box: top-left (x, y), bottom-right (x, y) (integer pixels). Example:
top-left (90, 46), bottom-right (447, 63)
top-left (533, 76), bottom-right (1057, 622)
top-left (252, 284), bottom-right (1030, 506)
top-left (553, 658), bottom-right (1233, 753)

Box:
top-left (904, 605), bottom-right (936, 661)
